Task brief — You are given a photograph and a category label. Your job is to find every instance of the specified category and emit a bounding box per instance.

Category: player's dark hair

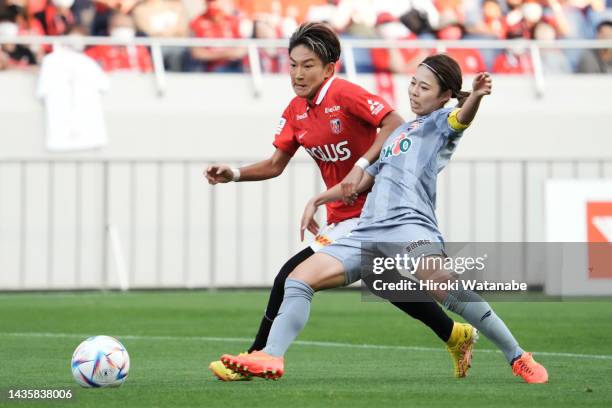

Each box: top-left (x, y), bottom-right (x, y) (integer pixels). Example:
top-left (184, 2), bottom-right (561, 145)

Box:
top-left (419, 54), bottom-right (470, 107)
top-left (288, 22), bottom-right (341, 65)
top-left (596, 20), bottom-right (612, 33)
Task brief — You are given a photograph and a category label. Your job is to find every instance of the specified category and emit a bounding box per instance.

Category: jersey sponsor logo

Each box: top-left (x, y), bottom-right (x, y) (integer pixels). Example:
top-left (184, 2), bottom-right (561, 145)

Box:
top-left (275, 118), bottom-right (286, 135)
top-left (330, 118), bottom-right (342, 134)
top-left (296, 112), bottom-right (308, 120)
top-left (305, 141), bottom-right (352, 163)
top-left (324, 105), bottom-right (341, 114)
top-left (297, 130), bottom-right (308, 142)
top-left (381, 132), bottom-right (411, 160)
top-left (367, 99), bottom-right (385, 116)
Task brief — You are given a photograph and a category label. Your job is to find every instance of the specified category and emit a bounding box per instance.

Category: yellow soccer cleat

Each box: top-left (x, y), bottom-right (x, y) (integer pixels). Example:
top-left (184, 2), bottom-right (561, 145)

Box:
top-left (209, 359), bottom-right (252, 381)
top-left (446, 322), bottom-right (478, 378)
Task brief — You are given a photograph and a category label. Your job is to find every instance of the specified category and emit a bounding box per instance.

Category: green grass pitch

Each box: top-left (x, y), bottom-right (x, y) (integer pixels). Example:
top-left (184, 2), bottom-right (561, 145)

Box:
top-left (1, 290), bottom-right (611, 407)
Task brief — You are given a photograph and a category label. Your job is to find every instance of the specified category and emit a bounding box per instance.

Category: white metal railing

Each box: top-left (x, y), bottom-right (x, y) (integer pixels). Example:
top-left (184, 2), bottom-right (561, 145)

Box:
top-left (1, 36), bottom-right (611, 97)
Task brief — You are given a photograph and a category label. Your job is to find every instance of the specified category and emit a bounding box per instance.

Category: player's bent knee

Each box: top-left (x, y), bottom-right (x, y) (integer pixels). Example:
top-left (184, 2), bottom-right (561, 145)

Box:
top-left (288, 253), bottom-right (345, 291)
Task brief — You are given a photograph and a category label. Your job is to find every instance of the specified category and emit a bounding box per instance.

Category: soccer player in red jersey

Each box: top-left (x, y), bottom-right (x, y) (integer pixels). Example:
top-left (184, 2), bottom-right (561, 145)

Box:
top-left (205, 23), bottom-right (474, 381)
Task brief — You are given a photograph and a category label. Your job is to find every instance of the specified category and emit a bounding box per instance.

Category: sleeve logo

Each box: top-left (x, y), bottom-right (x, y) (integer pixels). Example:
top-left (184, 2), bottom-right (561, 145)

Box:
top-left (275, 118), bottom-right (287, 135)
top-left (367, 99), bottom-right (385, 116)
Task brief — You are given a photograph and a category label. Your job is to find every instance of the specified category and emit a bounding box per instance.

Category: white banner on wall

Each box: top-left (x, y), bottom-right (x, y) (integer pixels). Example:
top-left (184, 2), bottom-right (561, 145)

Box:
top-left (545, 180), bottom-right (612, 296)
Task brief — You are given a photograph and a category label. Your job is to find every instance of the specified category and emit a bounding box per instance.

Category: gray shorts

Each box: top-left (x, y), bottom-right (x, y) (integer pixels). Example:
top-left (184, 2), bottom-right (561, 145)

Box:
top-left (319, 223), bottom-right (446, 285)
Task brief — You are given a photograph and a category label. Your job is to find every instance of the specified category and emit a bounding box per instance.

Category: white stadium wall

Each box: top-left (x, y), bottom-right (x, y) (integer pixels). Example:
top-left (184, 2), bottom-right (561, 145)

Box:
top-left (1, 72), bottom-right (612, 291)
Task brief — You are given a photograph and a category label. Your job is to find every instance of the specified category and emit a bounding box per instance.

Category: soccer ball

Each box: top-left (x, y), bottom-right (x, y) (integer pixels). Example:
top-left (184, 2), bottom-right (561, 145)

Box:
top-left (71, 335), bottom-right (130, 388)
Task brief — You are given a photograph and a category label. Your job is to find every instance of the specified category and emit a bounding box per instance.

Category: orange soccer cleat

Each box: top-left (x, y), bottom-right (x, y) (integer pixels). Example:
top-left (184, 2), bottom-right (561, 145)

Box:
top-left (512, 352), bottom-right (548, 384)
top-left (221, 350), bottom-right (284, 380)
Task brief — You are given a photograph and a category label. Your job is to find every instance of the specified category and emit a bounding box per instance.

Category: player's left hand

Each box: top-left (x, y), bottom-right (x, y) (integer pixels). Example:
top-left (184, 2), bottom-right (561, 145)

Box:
top-left (340, 166), bottom-right (364, 205)
top-left (300, 199), bottom-right (320, 241)
top-left (472, 72), bottom-right (492, 97)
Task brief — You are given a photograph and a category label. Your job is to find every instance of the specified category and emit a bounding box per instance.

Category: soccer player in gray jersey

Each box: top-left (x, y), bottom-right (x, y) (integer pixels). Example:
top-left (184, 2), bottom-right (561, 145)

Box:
top-left (221, 54), bottom-right (548, 384)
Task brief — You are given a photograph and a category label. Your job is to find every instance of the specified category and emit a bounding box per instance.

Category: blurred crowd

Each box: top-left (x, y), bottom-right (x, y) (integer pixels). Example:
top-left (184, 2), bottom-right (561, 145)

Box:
top-left (1, 0), bottom-right (611, 74)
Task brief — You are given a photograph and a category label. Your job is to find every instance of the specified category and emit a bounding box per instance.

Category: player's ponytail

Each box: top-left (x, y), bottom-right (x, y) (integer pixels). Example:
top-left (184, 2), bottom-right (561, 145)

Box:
top-left (419, 54), bottom-right (467, 106)
top-left (455, 90), bottom-right (471, 108)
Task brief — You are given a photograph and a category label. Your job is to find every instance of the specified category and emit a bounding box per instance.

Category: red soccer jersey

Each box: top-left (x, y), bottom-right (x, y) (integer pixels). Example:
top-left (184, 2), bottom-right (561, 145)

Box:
top-left (273, 77), bottom-right (393, 224)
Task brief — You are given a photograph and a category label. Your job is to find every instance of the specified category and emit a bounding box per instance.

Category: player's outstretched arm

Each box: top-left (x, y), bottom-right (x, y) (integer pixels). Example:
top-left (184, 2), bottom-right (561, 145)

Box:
top-left (456, 72), bottom-right (492, 126)
top-left (300, 173), bottom-right (375, 240)
top-left (204, 149), bottom-right (292, 185)
top-left (339, 111), bottom-right (404, 203)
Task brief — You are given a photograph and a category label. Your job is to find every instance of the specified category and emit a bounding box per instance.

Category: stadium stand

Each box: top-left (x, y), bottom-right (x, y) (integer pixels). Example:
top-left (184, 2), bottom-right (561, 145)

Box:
top-left (0, 0), bottom-right (611, 73)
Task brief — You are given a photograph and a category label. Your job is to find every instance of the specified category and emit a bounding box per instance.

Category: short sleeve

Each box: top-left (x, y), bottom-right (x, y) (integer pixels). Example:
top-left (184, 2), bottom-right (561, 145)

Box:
top-left (432, 107), bottom-right (468, 139)
top-left (272, 106), bottom-right (299, 156)
top-left (435, 108), bottom-right (467, 171)
top-left (365, 159), bottom-right (381, 178)
top-left (341, 81), bottom-right (394, 127)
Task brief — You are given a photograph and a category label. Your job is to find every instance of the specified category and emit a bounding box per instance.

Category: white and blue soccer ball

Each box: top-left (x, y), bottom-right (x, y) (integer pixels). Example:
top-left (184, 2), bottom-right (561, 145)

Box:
top-left (71, 335), bottom-right (130, 388)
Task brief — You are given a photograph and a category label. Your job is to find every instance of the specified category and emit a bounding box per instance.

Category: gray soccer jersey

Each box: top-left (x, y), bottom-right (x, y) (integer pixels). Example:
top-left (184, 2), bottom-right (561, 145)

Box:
top-left (319, 106), bottom-right (466, 284)
top-left (357, 106), bottom-right (463, 232)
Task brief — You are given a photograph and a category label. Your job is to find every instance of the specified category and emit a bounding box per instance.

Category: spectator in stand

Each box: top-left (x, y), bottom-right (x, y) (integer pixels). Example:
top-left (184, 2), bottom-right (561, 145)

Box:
top-left (248, 16), bottom-right (289, 73)
top-left (533, 20), bottom-right (572, 73)
top-left (555, 0), bottom-right (605, 39)
top-left (1, 0), bottom-right (45, 60)
top-left (506, 0), bottom-right (546, 38)
top-left (549, 0), bottom-right (604, 68)
top-left (35, 0), bottom-right (75, 36)
top-left (505, 0), bottom-right (524, 26)
top-left (577, 19), bottom-right (612, 72)
top-left (463, 0), bottom-right (506, 68)
top-left (397, 0), bottom-right (441, 38)
top-left (91, 0), bottom-right (142, 36)
top-left (371, 12), bottom-right (427, 74)
top-left (234, 0), bottom-right (323, 24)
top-left (465, 0), bottom-right (507, 39)
top-left (437, 24), bottom-right (488, 73)
top-left (70, 0), bottom-right (95, 27)
top-left (306, 0), bottom-right (340, 25)
top-left (506, 0), bottom-right (568, 39)
top-left (0, 18), bottom-right (37, 70)
top-left (132, 0), bottom-right (189, 71)
top-left (132, 0), bottom-right (188, 38)
top-left (370, 11), bottom-right (429, 106)
top-left (264, 0), bottom-right (297, 38)
top-left (307, 1), bottom-right (379, 72)
top-left (85, 11), bottom-right (153, 72)
top-left (436, 0), bottom-right (465, 28)
top-left (492, 37), bottom-right (534, 73)
top-left (6, 0), bottom-right (46, 36)
top-left (188, 0), bottom-right (247, 72)
top-left (334, 0), bottom-right (377, 37)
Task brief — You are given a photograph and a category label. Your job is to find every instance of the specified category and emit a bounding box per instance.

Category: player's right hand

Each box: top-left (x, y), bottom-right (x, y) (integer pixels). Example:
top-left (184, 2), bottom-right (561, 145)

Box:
top-left (204, 164), bottom-right (233, 185)
top-left (340, 166), bottom-right (364, 205)
top-left (472, 72), bottom-right (492, 97)
top-left (300, 199), bottom-right (320, 242)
